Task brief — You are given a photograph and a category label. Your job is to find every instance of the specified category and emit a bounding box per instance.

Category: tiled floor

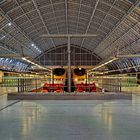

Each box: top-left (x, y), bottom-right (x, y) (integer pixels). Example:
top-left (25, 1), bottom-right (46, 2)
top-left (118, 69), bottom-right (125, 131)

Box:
top-left (0, 94), bottom-right (140, 140)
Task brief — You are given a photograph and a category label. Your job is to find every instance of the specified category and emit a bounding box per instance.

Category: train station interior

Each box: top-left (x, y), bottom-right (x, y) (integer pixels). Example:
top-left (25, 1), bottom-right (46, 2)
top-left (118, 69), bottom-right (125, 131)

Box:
top-left (0, 0), bottom-right (140, 139)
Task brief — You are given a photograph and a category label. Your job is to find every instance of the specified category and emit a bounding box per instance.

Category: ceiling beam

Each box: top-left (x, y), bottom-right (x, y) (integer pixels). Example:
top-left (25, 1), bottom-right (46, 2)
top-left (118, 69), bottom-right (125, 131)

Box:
top-left (0, 42), bottom-right (18, 54)
top-left (94, 0), bottom-right (140, 52)
top-left (98, 20), bottom-right (140, 57)
top-left (80, 0), bottom-right (100, 47)
top-left (88, 57), bottom-right (118, 72)
top-left (117, 54), bottom-right (140, 58)
top-left (32, 0), bottom-right (56, 48)
top-left (41, 34), bottom-right (98, 38)
top-left (65, 0), bottom-right (69, 34)
top-left (88, 53), bottom-right (140, 72)
top-left (0, 54), bottom-right (21, 58)
top-left (76, 0), bottom-right (82, 33)
top-left (0, 10), bottom-right (38, 56)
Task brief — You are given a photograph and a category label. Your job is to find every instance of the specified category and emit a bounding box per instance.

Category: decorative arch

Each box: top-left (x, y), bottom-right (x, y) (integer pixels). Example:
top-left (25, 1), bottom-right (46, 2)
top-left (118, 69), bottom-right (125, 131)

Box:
top-left (35, 44), bottom-right (101, 66)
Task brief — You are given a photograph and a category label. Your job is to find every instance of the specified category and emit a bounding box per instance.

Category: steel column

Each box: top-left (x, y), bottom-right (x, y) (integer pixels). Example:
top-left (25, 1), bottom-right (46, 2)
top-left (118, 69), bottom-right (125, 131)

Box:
top-left (41, 34), bottom-right (97, 92)
top-left (67, 36), bottom-right (71, 92)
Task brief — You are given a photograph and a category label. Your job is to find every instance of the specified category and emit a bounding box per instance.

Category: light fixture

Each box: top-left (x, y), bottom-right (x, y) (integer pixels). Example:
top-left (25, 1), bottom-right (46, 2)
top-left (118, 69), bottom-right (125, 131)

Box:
top-left (103, 64), bottom-right (140, 74)
top-left (75, 78), bottom-right (78, 81)
top-left (31, 43), bottom-right (42, 53)
top-left (88, 57), bottom-right (118, 72)
top-left (8, 22), bottom-right (12, 26)
top-left (31, 43), bottom-right (35, 47)
top-left (0, 35), bottom-right (5, 40)
top-left (22, 57), bottom-right (51, 71)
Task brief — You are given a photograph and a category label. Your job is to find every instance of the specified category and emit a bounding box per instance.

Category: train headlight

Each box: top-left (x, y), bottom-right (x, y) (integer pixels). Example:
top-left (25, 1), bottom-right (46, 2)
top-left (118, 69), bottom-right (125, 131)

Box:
top-left (75, 78), bottom-right (78, 81)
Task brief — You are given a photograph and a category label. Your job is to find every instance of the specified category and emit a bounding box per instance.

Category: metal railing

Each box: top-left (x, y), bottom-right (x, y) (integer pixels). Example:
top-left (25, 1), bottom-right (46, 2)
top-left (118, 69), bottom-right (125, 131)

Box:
top-left (1, 76), bottom-right (138, 93)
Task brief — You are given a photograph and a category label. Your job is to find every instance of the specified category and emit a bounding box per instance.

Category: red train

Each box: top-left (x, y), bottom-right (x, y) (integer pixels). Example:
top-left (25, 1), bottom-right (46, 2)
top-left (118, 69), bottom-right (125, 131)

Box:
top-left (42, 68), bottom-right (65, 93)
top-left (73, 68), bottom-right (96, 92)
top-left (41, 68), bottom-right (97, 93)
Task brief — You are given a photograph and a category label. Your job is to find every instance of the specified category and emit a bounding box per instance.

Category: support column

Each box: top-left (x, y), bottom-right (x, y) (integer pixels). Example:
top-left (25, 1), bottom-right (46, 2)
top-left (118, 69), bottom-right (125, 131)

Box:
top-left (67, 36), bottom-right (71, 92)
top-left (86, 71), bottom-right (88, 84)
top-left (51, 70), bottom-right (53, 84)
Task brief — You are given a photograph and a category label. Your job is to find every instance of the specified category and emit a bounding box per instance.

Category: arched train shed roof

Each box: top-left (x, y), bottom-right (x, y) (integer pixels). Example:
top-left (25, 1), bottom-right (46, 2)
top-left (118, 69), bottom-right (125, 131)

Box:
top-left (0, 0), bottom-right (140, 72)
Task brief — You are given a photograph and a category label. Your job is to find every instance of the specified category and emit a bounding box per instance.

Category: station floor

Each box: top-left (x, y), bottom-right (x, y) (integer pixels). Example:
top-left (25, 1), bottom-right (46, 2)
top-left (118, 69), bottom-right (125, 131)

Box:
top-left (0, 88), bottom-right (140, 140)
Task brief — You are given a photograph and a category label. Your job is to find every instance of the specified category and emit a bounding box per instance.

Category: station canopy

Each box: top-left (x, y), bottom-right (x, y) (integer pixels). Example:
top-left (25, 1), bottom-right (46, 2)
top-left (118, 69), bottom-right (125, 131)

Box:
top-left (0, 0), bottom-right (140, 73)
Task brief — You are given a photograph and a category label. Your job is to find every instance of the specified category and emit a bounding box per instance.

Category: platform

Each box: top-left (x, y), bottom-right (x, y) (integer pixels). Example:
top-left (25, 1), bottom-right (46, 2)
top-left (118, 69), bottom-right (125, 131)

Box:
top-left (7, 92), bottom-right (132, 100)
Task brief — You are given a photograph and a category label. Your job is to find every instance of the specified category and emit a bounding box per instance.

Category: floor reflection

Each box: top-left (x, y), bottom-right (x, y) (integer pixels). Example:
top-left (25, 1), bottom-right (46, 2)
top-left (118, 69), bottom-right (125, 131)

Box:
top-left (0, 96), bottom-right (140, 140)
top-left (20, 102), bottom-right (47, 137)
